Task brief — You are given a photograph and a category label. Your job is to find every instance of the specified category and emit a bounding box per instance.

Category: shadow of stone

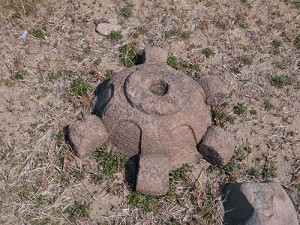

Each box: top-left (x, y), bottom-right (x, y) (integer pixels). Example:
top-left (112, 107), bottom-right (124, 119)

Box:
top-left (125, 155), bottom-right (140, 191)
top-left (222, 183), bottom-right (254, 225)
top-left (63, 125), bottom-right (78, 156)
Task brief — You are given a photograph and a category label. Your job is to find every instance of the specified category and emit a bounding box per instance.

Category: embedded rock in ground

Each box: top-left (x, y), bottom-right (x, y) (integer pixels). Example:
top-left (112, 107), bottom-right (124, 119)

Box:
top-left (222, 181), bottom-right (299, 225)
top-left (68, 115), bottom-right (108, 157)
top-left (96, 19), bottom-right (121, 36)
top-left (199, 76), bottom-right (228, 106)
top-left (197, 126), bottom-right (236, 166)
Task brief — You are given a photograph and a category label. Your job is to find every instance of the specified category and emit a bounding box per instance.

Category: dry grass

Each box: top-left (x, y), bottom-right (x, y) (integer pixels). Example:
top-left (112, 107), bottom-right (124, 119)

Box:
top-left (0, 0), bottom-right (299, 224)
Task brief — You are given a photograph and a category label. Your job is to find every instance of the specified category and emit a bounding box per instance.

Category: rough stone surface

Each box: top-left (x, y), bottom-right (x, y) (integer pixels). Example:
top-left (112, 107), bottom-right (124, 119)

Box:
top-left (68, 115), bottom-right (109, 157)
top-left (69, 47), bottom-right (236, 196)
top-left (136, 153), bottom-right (171, 196)
top-left (197, 126), bottom-right (235, 166)
top-left (142, 46), bottom-right (168, 63)
top-left (96, 20), bottom-right (121, 36)
top-left (222, 181), bottom-right (299, 225)
top-left (199, 76), bottom-right (228, 106)
top-left (93, 62), bottom-right (212, 169)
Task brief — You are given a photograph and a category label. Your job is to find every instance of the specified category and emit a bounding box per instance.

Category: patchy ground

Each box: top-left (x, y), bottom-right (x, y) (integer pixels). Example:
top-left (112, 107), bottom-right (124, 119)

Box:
top-left (0, 0), bottom-right (299, 224)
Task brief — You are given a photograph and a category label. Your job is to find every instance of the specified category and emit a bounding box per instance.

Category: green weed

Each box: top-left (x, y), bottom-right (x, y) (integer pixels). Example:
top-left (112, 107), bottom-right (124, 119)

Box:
top-left (261, 158), bottom-right (277, 179)
top-left (15, 70), bottom-right (29, 80)
top-left (0, 148), bottom-right (12, 161)
top-left (213, 111), bottom-right (236, 125)
top-left (4, 78), bottom-right (15, 86)
top-left (108, 31), bottom-right (123, 42)
top-left (223, 160), bottom-right (236, 172)
top-left (270, 76), bottom-right (293, 88)
top-left (233, 104), bottom-right (247, 115)
top-left (120, 42), bottom-right (139, 67)
top-left (272, 39), bottom-right (282, 54)
top-left (137, 26), bottom-right (148, 34)
top-left (247, 167), bottom-right (260, 178)
top-left (128, 193), bottom-right (158, 212)
top-left (167, 56), bottom-right (179, 69)
top-left (165, 30), bottom-right (178, 38)
top-left (54, 130), bottom-right (64, 144)
top-left (294, 34), bottom-right (300, 50)
top-left (170, 164), bottom-right (193, 181)
top-left (0, 0), bottom-right (42, 16)
top-left (104, 69), bottom-right (115, 79)
top-left (240, 56), bottom-right (252, 65)
top-left (263, 100), bottom-right (274, 110)
top-left (234, 14), bottom-right (248, 29)
top-left (71, 79), bottom-right (92, 96)
top-left (167, 56), bottom-right (199, 71)
top-left (66, 201), bottom-right (90, 220)
top-left (94, 145), bottom-right (126, 178)
top-left (202, 48), bottom-right (214, 58)
top-left (230, 66), bottom-right (241, 74)
top-left (180, 30), bottom-right (193, 40)
top-left (216, 20), bottom-right (227, 30)
top-left (48, 71), bottom-right (59, 82)
top-left (274, 61), bottom-right (287, 70)
top-left (240, 0), bottom-right (252, 8)
top-left (35, 195), bottom-right (48, 207)
top-left (33, 28), bottom-right (45, 39)
top-left (292, 1), bottom-right (300, 9)
top-left (120, 3), bottom-right (133, 18)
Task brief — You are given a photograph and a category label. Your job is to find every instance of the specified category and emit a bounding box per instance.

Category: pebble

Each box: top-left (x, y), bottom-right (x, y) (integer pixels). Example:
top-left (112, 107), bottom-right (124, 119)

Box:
top-left (19, 30), bottom-right (28, 40)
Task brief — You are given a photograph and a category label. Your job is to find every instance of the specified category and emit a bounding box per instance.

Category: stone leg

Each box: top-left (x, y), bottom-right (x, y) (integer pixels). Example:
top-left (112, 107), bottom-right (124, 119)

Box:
top-left (68, 115), bottom-right (109, 158)
top-left (197, 126), bottom-right (236, 166)
top-left (198, 76), bottom-right (229, 106)
top-left (136, 153), bottom-right (171, 196)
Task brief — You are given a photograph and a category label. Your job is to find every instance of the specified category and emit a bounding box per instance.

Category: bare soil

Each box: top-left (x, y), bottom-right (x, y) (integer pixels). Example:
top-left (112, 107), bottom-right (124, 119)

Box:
top-left (0, 0), bottom-right (299, 224)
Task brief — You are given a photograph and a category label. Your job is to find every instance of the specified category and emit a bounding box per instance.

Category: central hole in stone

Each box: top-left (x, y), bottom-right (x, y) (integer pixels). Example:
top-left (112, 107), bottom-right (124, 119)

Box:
top-left (149, 80), bottom-right (169, 96)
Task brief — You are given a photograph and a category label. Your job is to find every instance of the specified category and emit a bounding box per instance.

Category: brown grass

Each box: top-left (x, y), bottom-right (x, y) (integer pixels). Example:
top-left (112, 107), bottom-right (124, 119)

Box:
top-left (0, 0), bottom-right (299, 224)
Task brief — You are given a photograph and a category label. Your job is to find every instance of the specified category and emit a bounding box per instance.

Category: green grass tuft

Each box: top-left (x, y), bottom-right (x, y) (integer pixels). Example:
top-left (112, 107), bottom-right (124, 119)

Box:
top-left (15, 70), bottom-right (29, 80)
top-left (66, 201), bottom-right (90, 220)
top-left (71, 79), bottom-right (92, 96)
top-left (120, 42), bottom-right (139, 67)
top-left (270, 76), bottom-right (293, 88)
top-left (108, 31), bottom-right (123, 42)
top-left (120, 3), bottom-right (133, 18)
top-left (33, 28), bottom-right (45, 39)
top-left (128, 193), bottom-right (158, 212)
top-left (94, 144), bottom-right (126, 178)
top-left (202, 48), bottom-right (214, 58)
top-left (233, 104), bottom-right (247, 115)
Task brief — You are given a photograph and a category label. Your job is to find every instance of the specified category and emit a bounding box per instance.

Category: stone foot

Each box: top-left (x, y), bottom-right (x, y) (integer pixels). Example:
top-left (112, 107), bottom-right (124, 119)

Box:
top-left (68, 115), bottom-right (108, 158)
top-left (197, 126), bottom-right (236, 166)
top-left (136, 153), bottom-right (171, 196)
top-left (198, 76), bottom-right (228, 106)
top-left (142, 46), bottom-right (168, 64)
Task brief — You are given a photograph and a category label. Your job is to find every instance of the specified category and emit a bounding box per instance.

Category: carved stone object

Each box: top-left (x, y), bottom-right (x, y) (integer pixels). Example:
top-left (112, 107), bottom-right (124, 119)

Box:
top-left (68, 47), bottom-right (236, 196)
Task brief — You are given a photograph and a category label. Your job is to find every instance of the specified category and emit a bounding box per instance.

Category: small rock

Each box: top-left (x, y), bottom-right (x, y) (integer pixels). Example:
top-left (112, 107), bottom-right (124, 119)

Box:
top-left (136, 153), bottom-right (170, 196)
top-left (197, 126), bottom-right (235, 166)
top-left (199, 76), bottom-right (229, 106)
top-left (96, 20), bottom-right (121, 36)
top-left (68, 115), bottom-right (108, 157)
top-left (222, 181), bottom-right (299, 225)
top-left (142, 46), bottom-right (168, 63)
top-left (19, 30), bottom-right (28, 40)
